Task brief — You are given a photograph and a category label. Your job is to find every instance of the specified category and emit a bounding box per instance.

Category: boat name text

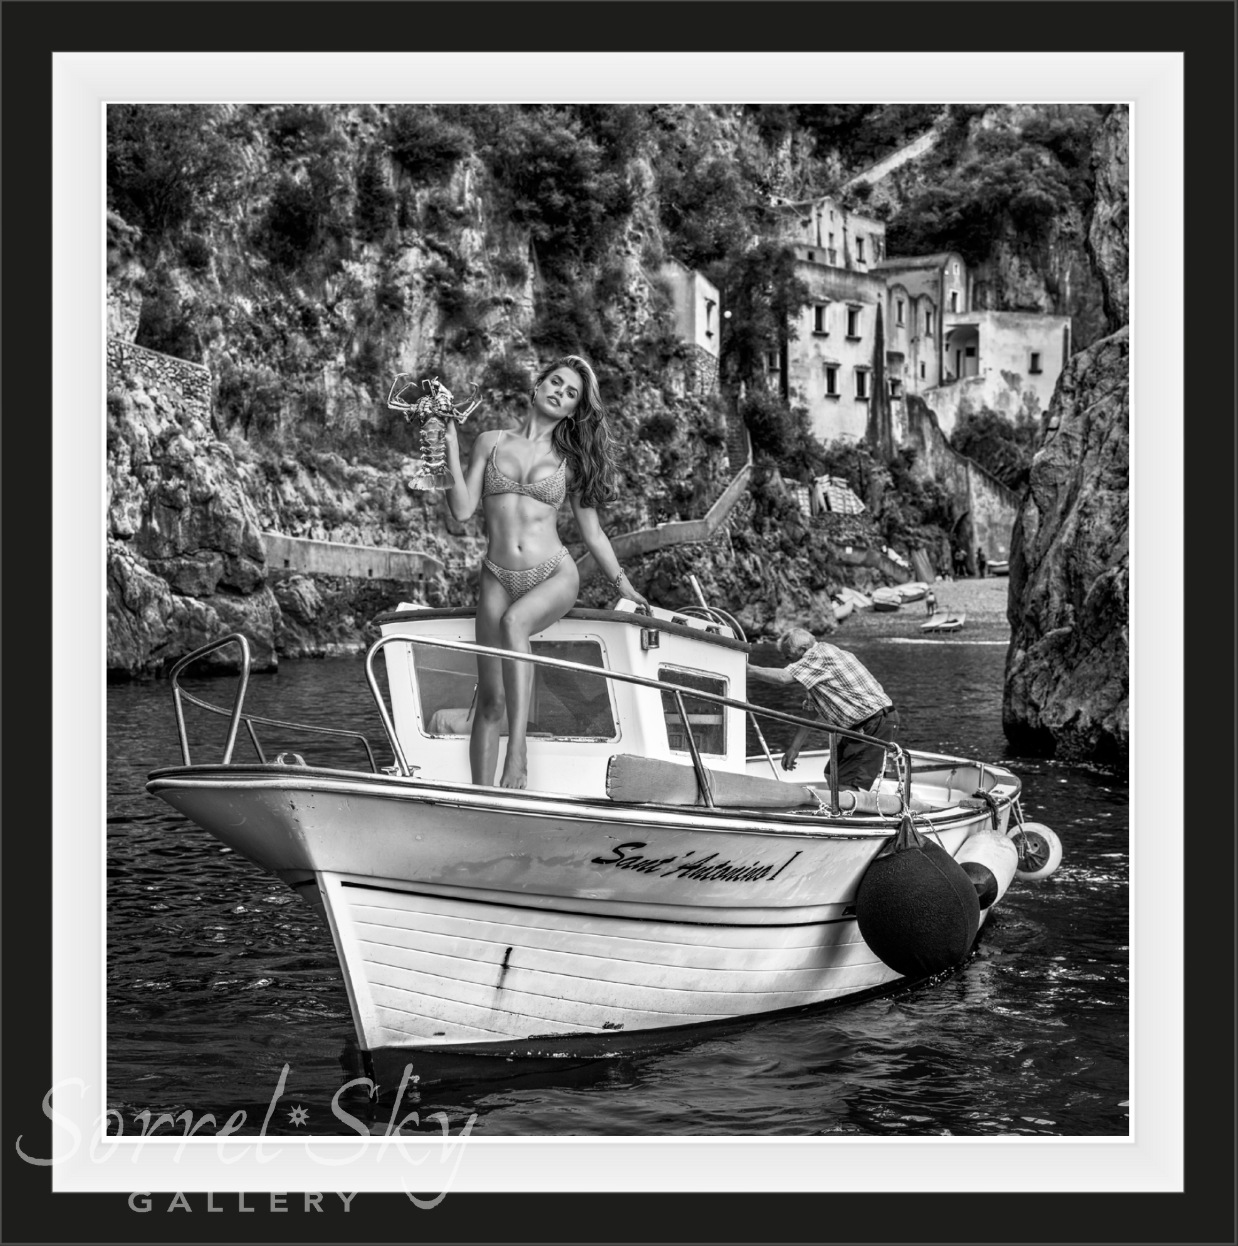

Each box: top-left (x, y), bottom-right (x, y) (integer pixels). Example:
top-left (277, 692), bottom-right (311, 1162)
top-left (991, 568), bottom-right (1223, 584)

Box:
top-left (591, 842), bottom-right (801, 883)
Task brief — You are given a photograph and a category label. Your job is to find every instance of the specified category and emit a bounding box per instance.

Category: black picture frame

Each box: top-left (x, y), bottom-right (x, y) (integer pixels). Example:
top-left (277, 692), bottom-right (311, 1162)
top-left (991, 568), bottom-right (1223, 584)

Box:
top-left (3, 2), bottom-right (1232, 1243)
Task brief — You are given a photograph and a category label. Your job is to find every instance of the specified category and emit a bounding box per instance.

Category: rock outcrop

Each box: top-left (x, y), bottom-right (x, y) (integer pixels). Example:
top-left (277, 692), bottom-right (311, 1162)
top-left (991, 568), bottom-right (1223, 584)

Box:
top-left (1003, 328), bottom-right (1128, 768)
top-left (107, 370), bottom-right (281, 675)
top-left (1086, 106), bottom-right (1130, 334)
top-left (1003, 105), bottom-right (1129, 769)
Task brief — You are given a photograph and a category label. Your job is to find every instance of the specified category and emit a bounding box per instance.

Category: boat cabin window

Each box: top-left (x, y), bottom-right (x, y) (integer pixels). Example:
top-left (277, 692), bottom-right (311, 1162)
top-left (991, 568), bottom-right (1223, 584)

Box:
top-left (658, 666), bottom-right (727, 756)
top-left (410, 641), bottom-right (617, 740)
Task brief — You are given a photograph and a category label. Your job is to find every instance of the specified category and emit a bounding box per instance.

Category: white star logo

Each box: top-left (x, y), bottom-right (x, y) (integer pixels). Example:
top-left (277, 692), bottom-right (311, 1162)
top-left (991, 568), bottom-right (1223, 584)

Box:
top-left (288, 1104), bottom-right (309, 1128)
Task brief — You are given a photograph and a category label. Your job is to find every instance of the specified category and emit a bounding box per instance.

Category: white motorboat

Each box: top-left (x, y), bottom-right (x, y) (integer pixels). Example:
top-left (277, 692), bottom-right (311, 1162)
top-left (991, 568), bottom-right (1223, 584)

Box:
top-left (146, 601), bottom-right (1060, 1066)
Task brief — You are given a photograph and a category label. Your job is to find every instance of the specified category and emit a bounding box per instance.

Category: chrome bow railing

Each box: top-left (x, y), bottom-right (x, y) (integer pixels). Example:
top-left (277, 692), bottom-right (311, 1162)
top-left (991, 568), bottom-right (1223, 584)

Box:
top-left (168, 634), bottom-right (379, 772)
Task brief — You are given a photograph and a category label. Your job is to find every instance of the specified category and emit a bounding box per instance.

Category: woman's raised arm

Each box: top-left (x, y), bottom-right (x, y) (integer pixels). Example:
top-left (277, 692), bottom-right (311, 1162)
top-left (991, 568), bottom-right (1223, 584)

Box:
top-left (443, 423), bottom-right (495, 521)
top-left (569, 493), bottom-right (650, 608)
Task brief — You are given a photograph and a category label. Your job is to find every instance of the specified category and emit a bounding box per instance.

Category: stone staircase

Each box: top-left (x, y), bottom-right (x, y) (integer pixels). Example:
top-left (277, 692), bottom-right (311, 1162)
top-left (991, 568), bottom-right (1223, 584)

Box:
top-left (725, 405), bottom-right (750, 474)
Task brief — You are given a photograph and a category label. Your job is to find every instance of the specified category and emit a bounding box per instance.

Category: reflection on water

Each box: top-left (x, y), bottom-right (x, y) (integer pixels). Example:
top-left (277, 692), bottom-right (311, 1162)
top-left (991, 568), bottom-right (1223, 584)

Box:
top-left (108, 638), bottom-right (1128, 1136)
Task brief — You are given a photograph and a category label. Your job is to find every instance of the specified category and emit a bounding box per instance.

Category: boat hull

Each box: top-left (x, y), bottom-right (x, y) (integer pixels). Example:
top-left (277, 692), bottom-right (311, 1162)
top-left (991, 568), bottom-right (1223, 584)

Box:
top-left (319, 870), bottom-right (907, 1051)
top-left (148, 763), bottom-right (1011, 1052)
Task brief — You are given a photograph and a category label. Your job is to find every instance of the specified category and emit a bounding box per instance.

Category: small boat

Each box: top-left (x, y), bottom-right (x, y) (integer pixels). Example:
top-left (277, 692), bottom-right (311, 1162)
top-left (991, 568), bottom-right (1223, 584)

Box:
top-left (146, 601), bottom-right (1060, 1067)
top-left (988, 559), bottom-right (1010, 577)
top-left (831, 594), bottom-right (854, 622)
top-left (835, 586), bottom-right (873, 611)
top-left (921, 611), bottom-right (967, 633)
top-left (895, 581), bottom-right (929, 604)
top-left (871, 587), bottom-right (902, 611)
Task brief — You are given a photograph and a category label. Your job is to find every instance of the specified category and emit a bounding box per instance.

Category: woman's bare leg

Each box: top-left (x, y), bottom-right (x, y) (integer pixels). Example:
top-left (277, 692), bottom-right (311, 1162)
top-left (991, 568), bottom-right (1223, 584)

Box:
top-left (469, 571), bottom-right (510, 785)
top-left (497, 559), bottom-right (580, 789)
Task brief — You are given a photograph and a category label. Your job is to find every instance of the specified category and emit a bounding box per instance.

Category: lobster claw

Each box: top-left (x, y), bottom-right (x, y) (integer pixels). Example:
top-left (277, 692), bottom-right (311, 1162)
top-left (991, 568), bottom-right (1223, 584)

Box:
top-left (386, 373), bottom-right (422, 412)
top-left (452, 383), bottom-right (483, 422)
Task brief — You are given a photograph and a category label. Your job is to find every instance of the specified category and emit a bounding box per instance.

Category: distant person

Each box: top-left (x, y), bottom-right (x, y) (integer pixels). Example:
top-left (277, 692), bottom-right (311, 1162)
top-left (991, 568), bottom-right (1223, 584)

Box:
top-left (748, 628), bottom-right (899, 793)
top-left (976, 546), bottom-right (988, 577)
top-left (925, 589), bottom-right (937, 615)
top-left (953, 548), bottom-right (967, 578)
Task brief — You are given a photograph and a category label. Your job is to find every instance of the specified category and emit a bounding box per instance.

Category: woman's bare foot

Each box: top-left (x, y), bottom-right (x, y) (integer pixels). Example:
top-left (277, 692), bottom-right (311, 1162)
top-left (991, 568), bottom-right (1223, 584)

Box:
top-left (499, 747), bottom-right (527, 790)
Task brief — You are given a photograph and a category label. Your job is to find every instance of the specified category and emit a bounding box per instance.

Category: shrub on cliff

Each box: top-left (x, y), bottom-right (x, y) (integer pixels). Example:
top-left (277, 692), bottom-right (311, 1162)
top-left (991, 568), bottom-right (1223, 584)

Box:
top-left (949, 408), bottom-right (1038, 491)
top-left (254, 162), bottom-right (352, 274)
top-left (483, 108), bottom-right (634, 275)
top-left (354, 150), bottom-right (396, 242)
top-left (384, 106), bottom-right (472, 181)
top-left (107, 104), bottom-right (244, 248)
top-left (740, 390), bottom-right (823, 480)
top-left (885, 106), bottom-right (1103, 265)
top-left (134, 277), bottom-right (200, 362)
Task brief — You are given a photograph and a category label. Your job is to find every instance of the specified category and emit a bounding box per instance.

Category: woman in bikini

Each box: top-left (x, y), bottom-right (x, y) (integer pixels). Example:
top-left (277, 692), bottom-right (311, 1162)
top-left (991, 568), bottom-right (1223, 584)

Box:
top-left (443, 354), bottom-right (648, 789)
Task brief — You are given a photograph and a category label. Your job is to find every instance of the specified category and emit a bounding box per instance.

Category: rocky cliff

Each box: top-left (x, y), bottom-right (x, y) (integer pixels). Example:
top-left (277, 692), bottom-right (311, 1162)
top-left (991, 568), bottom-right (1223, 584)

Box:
top-left (105, 103), bottom-right (1122, 678)
top-left (1003, 107), bottom-right (1129, 768)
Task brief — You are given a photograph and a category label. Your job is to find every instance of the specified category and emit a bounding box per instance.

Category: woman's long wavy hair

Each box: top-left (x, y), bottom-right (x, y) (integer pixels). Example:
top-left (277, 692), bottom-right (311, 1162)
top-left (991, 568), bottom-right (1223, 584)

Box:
top-left (533, 354), bottom-right (616, 509)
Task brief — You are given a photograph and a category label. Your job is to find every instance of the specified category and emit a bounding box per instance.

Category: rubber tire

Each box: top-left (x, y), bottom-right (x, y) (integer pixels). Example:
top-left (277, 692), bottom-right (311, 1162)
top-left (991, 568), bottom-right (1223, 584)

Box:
top-left (1009, 822), bottom-right (1063, 880)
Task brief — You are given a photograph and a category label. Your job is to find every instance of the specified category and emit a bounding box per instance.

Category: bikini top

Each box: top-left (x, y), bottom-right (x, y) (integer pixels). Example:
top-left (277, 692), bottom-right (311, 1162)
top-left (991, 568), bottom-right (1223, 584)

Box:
top-left (482, 433), bottom-right (567, 508)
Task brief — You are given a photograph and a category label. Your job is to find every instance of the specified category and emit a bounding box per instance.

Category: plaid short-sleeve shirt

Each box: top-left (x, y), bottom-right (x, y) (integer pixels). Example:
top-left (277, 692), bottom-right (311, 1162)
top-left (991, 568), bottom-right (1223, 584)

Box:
top-left (786, 642), bottom-right (892, 729)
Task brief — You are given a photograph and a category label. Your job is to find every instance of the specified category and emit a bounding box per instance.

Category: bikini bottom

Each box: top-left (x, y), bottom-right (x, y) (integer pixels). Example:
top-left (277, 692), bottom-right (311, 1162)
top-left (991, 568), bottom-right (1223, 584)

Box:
top-left (482, 547), bottom-right (569, 601)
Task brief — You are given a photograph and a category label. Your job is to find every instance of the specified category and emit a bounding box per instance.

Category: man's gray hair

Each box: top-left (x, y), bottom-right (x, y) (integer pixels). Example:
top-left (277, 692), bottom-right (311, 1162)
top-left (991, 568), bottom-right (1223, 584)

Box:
top-left (777, 628), bottom-right (817, 660)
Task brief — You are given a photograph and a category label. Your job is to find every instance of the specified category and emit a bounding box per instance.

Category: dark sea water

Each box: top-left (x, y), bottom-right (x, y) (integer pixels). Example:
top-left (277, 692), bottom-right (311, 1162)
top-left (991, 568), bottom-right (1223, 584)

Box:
top-left (107, 619), bottom-right (1129, 1137)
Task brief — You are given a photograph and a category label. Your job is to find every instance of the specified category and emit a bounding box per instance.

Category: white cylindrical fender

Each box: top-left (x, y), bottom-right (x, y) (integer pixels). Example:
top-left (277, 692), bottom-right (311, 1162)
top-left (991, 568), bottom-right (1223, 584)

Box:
top-left (1007, 821), bottom-right (1064, 880)
top-left (955, 829), bottom-right (1019, 909)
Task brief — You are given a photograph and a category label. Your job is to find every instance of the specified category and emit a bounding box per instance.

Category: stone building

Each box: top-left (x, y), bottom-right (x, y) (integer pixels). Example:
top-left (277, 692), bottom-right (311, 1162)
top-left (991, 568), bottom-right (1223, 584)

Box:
top-left (766, 195), bottom-right (1075, 444)
top-left (659, 257), bottom-right (721, 396)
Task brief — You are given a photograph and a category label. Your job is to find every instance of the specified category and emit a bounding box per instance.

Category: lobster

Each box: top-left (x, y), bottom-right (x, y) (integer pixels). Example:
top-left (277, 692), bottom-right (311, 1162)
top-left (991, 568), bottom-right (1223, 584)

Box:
top-left (387, 375), bottom-right (482, 491)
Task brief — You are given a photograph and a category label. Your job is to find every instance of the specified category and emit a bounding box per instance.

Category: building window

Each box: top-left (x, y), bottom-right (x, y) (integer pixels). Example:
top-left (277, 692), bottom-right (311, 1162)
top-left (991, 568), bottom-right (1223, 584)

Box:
top-left (925, 310), bottom-right (934, 334)
top-left (766, 351), bottom-right (779, 373)
top-left (856, 236), bottom-right (866, 263)
top-left (952, 261), bottom-right (959, 275)
top-left (889, 378), bottom-right (902, 398)
top-left (950, 291), bottom-right (959, 312)
top-left (846, 307), bottom-right (861, 338)
top-left (1029, 351), bottom-right (1043, 374)
top-left (873, 237), bottom-right (883, 261)
top-left (705, 299), bottom-right (716, 340)
top-left (855, 368), bottom-right (870, 400)
top-left (920, 361), bottom-right (927, 379)
top-left (813, 304), bottom-right (829, 334)
top-left (807, 250), bottom-right (815, 262)
top-left (824, 364), bottom-right (839, 397)
top-left (896, 298), bottom-right (905, 326)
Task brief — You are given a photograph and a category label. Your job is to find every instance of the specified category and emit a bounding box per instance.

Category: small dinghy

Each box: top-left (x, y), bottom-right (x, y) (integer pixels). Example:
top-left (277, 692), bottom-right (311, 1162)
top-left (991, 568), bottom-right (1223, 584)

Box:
top-left (988, 559), bottom-right (1010, 576)
top-left (895, 581), bottom-right (929, 604)
top-left (921, 611), bottom-right (967, 633)
top-left (836, 586), bottom-right (873, 612)
top-left (872, 586), bottom-right (903, 611)
top-left (832, 594), bottom-right (854, 622)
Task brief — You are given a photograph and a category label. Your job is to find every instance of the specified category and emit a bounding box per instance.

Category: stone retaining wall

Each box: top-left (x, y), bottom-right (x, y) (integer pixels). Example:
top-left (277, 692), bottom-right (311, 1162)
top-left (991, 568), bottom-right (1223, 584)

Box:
top-left (264, 533), bottom-right (444, 582)
top-left (106, 338), bottom-right (212, 420)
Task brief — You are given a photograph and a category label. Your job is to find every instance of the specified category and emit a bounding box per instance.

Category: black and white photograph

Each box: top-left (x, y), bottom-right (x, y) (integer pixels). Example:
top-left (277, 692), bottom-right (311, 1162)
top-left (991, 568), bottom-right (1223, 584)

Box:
top-left (8, 4), bottom-right (1230, 1237)
top-left (104, 98), bottom-right (1131, 1139)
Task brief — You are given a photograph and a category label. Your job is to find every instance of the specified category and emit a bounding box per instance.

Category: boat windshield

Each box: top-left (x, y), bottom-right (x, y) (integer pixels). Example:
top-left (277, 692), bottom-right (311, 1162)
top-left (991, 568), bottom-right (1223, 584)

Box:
top-left (410, 640), bottom-right (618, 740)
top-left (658, 666), bottom-right (727, 756)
